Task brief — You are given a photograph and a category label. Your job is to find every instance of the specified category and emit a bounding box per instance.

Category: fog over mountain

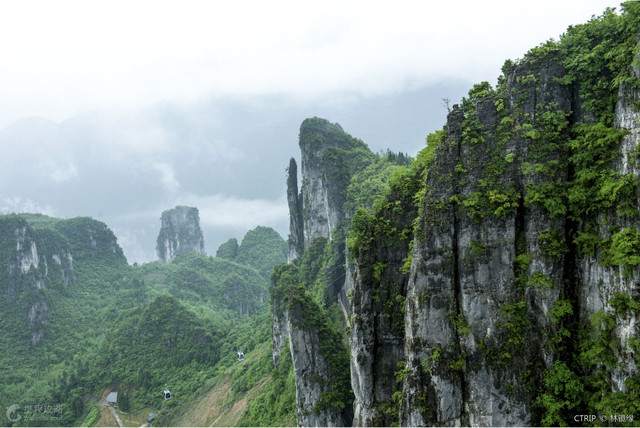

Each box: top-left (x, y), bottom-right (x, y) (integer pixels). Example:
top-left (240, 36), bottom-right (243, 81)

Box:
top-left (0, 0), bottom-right (618, 263)
top-left (0, 82), bottom-right (469, 262)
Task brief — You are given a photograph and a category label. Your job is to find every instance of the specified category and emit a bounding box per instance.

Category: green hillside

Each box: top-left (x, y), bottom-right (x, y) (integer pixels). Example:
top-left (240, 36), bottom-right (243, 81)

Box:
top-left (0, 216), bottom-right (287, 426)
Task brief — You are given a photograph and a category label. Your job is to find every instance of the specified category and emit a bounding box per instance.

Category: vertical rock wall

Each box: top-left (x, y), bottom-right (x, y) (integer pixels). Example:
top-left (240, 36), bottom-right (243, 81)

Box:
top-left (401, 48), bottom-right (640, 426)
top-left (1, 216), bottom-right (75, 345)
top-left (298, 118), bottom-right (353, 247)
top-left (287, 158), bottom-right (304, 262)
top-left (576, 66), bottom-right (640, 394)
top-left (156, 206), bottom-right (205, 263)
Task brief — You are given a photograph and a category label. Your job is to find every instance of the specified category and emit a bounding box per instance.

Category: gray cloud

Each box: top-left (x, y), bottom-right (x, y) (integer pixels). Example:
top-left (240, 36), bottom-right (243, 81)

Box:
top-left (0, 1), bottom-right (618, 127)
top-left (0, 0), bottom-right (619, 263)
top-left (0, 81), bottom-right (472, 262)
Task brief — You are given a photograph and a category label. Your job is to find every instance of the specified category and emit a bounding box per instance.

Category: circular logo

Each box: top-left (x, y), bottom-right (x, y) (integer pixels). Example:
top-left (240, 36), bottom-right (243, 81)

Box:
top-left (6, 404), bottom-right (21, 422)
top-left (599, 415), bottom-right (607, 422)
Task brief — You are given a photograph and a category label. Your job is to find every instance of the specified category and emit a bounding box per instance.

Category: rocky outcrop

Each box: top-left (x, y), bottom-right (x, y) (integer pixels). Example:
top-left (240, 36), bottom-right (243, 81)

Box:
top-left (271, 289), bottom-right (290, 369)
top-left (277, 119), bottom-right (365, 427)
top-left (278, 13), bottom-right (640, 426)
top-left (298, 117), bottom-right (354, 247)
top-left (271, 264), bottom-right (353, 427)
top-left (287, 295), bottom-right (351, 427)
top-left (1, 215), bottom-right (75, 345)
top-left (575, 63), bottom-right (640, 394)
top-left (349, 171), bottom-right (419, 426)
top-left (288, 118), bottom-right (368, 308)
top-left (156, 206), bottom-right (205, 263)
top-left (400, 49), bottom-right (640, 425)
top-left (287, 158), bottom-right (304, 262)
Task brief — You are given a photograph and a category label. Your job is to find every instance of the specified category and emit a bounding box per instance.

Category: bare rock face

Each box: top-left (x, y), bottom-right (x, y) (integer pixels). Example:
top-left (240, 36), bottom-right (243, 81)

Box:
top-left (401, 50), bottom-right (640, 425)
top-left (287, 157), bottom-right (304, 263)
top-left (271, 290), bottom-right (290, 369)
top-left (348, 172), bottom-right (419, 426)
top-left (278, 16), bottom-right (640, 427)
top-left (270, 264), bottom-right (353, 427)
top-left (1, 216), bottom-right (75, 345)
top-left (287, 296), bottom-right (350, 427)
top-left (156, 206), bottom-right (205, 263)
top-left (298, 117), bottom-right (354, 247)
top-left (576, 66), bottom-right (640, 395)
top-left (278, 119), bottom-right (367, 427)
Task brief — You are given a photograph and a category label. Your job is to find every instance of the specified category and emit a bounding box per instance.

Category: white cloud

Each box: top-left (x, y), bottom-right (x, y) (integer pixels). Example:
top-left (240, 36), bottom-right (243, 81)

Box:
top-left (110, 226), bottom-right (150, 264)
top-left (153, 162), bottom-right (181, 193)
top-left (179, 193), bottom-right (288, 231)
top-left (0, 0), bottom-right (619, 126)
top-left (117, 193), bottom-right (287, 230)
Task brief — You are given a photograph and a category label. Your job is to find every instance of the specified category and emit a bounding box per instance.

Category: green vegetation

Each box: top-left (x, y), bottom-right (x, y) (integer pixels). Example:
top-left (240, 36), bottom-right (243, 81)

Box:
top-left (216, 238), bottom-right (239, 260)
top-left (2, 4), bottom-right (640, 426)
top-left (0, 215), bottom-right (288, 426)
top-left (236, 226), bottom-right (288, 279)
top-left (497, 4), bottom-right (640, 424)
top-left (271, 263), bottom-right (353, 418)
top-left (602, 227), bottom-right (640, 276)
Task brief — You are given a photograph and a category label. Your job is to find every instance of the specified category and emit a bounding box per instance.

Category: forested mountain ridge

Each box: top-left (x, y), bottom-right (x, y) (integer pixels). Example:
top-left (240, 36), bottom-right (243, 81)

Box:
top-left (0, 213), bottom-right (287, 426)
top-left (275, 4), bottom-right (640, 426)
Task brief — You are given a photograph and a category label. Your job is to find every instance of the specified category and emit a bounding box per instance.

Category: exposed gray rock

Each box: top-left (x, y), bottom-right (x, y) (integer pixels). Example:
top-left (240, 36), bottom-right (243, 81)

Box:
top-left (575, 71), bottom-right (640, 394)
top-left (271, 288), bottom-right (290, 369)
top-left (286, 291), bottom-right (352, 427)
top-left (287, 157), bottom-right (304, 262)
top-left (298, 118), bottom-right (353, 247)
top-left (156, 206), bottom-right (205, 263)
top-left (400, 48), bottom-right (640, 426)
top-left (348, 177), bottom-right (417, 426)
top-left (2, 217), bottom-right (75, 346)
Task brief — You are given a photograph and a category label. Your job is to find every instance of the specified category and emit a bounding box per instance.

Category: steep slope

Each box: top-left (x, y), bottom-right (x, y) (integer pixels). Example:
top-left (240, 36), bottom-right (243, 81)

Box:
top-left (0, 215), bottom-right (72, 345)
top-left (347, 144), bottom-right (434, 426)
top-left (273, 4), bottom-right (640, 427)
top-left (274, 118), bottom-right (411, 426)
top-left (401, 7), bottom-right (640, 425)
top-left (340, 5), bottom-right (640, 426)
top-left (0, 214), bottom-right (129, 425)
top-left (0, 211), bottom-right (289, 426)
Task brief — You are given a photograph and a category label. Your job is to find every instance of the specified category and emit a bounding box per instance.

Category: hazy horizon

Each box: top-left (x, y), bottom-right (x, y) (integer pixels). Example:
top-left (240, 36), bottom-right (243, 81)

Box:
top-left (0, 0), bottom-right (621, 263)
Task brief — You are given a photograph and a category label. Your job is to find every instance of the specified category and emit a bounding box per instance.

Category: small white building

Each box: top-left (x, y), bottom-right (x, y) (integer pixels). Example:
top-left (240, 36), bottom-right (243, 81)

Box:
top-left (106, 391), bottom-right (118, 407)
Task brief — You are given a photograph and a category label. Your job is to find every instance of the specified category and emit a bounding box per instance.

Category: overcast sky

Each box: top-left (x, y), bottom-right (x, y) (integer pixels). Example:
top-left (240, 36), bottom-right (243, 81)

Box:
top-left (0, 0), bottom-right (622, 263)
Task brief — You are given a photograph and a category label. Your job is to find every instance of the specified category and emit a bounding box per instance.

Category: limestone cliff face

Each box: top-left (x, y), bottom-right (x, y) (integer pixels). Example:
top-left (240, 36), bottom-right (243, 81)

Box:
top-left (271, 290), bottom-right (290, 369)
top-left (349, 175), bottom-right (419, 426)
top-left (287, 158), bottom-right (304, 263)
top-left (277, 12), bottom-right (640, 427)
top-left (298, 117), bottom-right (354, 247)
top-left (271, 265), bottom-right (353, 427)
top-left (287, 294), bottom-right (351, 427)
top-left (577, 66), bottom-right (640, 394)
top-left (276, 119), bottom-right (367, 426)
top-left (400, 52), bottom-right (640, 425)
top-left (272, 299), bottom-right (342, 426)
top-left (1, 216), bottom-right (74, 345)
top-left (156, 206), bottom-right (205, 263)
top-left (287, 118), bottom-right (363, 308)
